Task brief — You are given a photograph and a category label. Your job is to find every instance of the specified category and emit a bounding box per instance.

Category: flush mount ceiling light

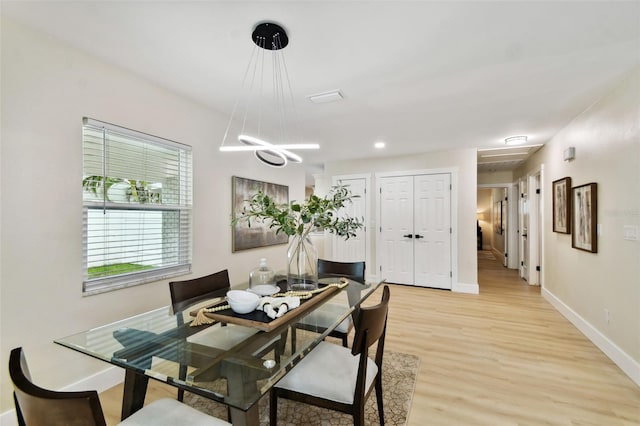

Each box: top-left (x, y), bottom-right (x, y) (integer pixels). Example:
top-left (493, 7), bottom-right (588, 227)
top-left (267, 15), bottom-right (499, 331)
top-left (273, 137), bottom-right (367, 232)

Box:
top-left (219, 22), bottom-right (319, 167)
top-left (307, 89), bottom-right (344, 104)
top-left (505, 135), bottom-right (528, 145)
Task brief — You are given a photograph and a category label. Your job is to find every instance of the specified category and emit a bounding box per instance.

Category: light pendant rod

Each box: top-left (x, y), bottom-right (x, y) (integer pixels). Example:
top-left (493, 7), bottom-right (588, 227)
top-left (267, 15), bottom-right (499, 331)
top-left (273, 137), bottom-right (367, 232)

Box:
top-left (220, 145), bottom-right (320, 152)
top-left (219, 21), bottom-right (318, 167)
top-left (238, 134), bottom-right (303, 163)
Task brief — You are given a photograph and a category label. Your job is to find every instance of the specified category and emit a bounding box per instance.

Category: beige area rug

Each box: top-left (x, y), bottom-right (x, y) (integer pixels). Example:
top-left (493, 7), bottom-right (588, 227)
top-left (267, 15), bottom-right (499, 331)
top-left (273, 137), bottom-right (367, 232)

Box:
top-left (184, 351), bottom-right (419, 425)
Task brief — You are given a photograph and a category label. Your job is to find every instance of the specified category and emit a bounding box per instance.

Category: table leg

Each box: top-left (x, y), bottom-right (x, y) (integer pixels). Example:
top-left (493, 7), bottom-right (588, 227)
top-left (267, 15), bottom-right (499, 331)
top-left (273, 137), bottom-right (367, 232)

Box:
top-left (222, 357), bottom-right (271, 426)
top-left (229, 405), bottom-right (259, 426)
top-left (121, 369), bottom-right (149, 420)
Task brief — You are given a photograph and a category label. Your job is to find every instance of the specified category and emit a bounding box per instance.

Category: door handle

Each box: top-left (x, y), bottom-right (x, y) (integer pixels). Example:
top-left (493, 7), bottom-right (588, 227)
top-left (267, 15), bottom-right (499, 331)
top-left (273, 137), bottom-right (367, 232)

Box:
top-left (414, 234), bottom-right (424, 239)
top-left (522, 234), bottom-right (528, 237)
top-left (403, 234), bottom-right (413, 238)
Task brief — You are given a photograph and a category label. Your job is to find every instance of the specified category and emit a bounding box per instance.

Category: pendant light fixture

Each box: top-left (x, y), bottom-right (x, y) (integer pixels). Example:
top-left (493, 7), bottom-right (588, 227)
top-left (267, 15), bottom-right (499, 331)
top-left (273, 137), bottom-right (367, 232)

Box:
top-left (219, 22), bottom-right (319, 167)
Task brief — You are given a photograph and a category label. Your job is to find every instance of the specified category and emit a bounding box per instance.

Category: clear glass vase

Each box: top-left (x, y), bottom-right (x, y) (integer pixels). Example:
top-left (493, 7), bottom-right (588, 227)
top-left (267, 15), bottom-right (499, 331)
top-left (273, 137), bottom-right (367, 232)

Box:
top-left (287, 234), bottom-right (318, 291)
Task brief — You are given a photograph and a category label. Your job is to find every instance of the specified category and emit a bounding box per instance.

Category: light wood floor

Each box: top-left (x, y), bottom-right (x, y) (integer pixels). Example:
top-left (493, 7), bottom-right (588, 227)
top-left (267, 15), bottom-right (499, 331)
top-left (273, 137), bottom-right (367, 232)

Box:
top-left (100, 252), bottom-right (640, 425)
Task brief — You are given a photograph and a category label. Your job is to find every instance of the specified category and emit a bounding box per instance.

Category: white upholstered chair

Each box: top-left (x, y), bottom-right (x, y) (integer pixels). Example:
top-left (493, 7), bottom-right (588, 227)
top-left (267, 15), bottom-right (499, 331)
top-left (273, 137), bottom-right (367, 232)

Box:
top-left (270, 285), bottom-right (390, 426)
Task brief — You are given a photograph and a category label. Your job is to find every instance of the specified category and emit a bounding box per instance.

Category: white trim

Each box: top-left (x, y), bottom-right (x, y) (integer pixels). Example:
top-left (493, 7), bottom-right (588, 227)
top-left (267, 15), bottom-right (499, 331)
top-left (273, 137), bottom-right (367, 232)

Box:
top-left (528, 172), bottom-right (541, 285)
top-left (507, 184), bottom-right (519, 270)
top-left (453, 282), bottom-right (479, 294)
top-left (451, 170), bottom-right (459, 291)
top-left (518, 177), bottom-right (528, 280)
top-left (1, 366), bottom-right (123, 426)
top-left (539, 164), bottom-right (545, 289)
top-left (84, 117), bottom-right (190, 151)
top-left (59, 365), bottom-right (124, 392)
top-left (1, 409), bottom-right (17, 426)
top-left (376, 167), bottom-right (457, 179)
top-left (542, 287), bottom-right (640, 386)
top-left (375, 168), bottom-right (458, 291)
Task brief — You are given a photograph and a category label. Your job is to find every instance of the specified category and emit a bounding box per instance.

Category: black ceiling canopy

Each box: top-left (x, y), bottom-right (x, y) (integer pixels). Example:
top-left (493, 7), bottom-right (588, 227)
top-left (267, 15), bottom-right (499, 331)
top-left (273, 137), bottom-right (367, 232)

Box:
top-left (252, 22), bottom-right (289, 50)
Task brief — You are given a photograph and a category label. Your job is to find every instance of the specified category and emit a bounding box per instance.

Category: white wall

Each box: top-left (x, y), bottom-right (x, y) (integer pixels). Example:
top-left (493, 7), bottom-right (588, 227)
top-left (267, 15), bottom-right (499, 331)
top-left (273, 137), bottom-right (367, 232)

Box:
top-left (514, 68), bottom-right (640, 379)
top-left (0, 18), bottom-right (305, 413)
top-left (323, 148), bottom-right (478, 289)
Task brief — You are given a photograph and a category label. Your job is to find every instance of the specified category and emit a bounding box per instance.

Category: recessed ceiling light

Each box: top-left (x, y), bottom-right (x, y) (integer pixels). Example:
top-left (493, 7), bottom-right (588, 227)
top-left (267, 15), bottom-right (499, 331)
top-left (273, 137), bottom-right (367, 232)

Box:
top-left (505, 135), bottom-right (528, 145)
top-left (306, 90), bottom-right (344, 104)
top-left (374, 141), bottom-right (385, 149)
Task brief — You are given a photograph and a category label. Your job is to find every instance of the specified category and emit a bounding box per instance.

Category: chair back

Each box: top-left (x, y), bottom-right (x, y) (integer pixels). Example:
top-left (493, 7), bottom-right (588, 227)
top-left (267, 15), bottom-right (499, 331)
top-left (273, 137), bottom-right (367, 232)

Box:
top-left (9, 347), bottom-right (107, 426)
top-left (317, 259), bottom-right (365, 283)
top-left (169, 269), bottom-right (231, 314)
top-left (351, 285), bottom-right (390, 357)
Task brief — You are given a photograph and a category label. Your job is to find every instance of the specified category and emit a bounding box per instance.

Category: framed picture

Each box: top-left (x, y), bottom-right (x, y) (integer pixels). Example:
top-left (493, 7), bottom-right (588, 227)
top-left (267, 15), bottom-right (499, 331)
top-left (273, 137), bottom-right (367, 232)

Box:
top-left (494, 201), bottom-right (503, 235)
top-left (571, 182), bottom-right (597, 253)
top-left (552, 177), bottom-right (571, 233)
top-left (232, 176), bottom-right (289, 252)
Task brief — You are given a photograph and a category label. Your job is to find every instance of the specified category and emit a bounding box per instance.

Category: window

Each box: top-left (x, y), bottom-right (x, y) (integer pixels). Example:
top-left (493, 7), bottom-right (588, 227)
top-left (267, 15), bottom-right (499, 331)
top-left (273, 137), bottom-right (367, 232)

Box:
top-left (82, 118), bottom-right (192, 295)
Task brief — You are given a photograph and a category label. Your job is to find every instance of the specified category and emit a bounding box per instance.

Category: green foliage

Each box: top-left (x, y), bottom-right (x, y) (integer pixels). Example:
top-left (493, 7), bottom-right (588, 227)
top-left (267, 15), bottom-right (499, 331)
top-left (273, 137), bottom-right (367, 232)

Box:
top-left (234, 184), bottom-right (364, 239)
top-left (88, 262), bottom-right (155, 279)
top-left (82, 175), bottom-right (161, 203)
top-left (82, 175), bottom-right (124, 201)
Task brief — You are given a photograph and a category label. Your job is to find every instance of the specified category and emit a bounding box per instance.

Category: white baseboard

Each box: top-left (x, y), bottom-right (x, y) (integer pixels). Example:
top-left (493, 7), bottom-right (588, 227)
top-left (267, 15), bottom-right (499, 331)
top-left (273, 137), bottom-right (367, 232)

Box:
top-left (453, 282), bottom-right (479, 294)
top-left (542, 287), bottom-right (640, 387)
top-left (61, 365), bottom-right (124, 393)
top-left (1, 366), bottom-right (123, 426)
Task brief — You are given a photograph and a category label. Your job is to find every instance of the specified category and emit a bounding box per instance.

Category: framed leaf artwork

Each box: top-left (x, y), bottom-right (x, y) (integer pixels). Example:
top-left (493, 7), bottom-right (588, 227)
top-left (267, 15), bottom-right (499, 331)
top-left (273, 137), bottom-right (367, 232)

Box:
top-left (552, 177), bottom-right (571, 234)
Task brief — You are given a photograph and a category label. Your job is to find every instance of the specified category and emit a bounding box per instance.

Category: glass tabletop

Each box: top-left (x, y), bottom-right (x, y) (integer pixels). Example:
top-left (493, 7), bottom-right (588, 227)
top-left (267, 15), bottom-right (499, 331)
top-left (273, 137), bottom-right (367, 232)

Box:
top-left (55, 278), bottom-right (381, 413)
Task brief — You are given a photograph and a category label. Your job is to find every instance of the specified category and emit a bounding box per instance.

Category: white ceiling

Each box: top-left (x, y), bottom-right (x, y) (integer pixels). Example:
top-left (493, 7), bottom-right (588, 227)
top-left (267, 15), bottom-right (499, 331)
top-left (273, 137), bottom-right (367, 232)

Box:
top-left (3, 1), bottom-right (639, 174)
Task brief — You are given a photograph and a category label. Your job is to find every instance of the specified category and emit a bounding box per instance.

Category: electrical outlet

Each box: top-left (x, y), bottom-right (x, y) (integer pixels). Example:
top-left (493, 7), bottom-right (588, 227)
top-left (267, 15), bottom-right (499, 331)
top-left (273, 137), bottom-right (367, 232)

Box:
top-left (604, 308), bottom-right (610, 324)
top-left (623, 225), bottom-right (639, 241)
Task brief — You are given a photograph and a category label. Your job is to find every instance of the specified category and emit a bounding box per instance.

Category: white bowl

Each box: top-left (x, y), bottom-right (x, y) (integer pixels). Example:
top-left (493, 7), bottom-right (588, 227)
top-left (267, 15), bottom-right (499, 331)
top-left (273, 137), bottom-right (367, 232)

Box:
top-left (248, 284), bottom-right (280, 296)
top-left (226, 290), bottom-right (260, 314)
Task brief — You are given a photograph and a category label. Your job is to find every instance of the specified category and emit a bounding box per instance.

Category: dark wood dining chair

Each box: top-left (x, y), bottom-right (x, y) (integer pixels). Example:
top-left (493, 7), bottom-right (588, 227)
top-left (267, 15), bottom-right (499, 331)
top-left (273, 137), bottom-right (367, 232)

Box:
top-left (169, 269), bottom-right (232, 318)
top-left (317, 259), bottom-right (366, 283)
top-left (169, 269), bottom-right (285, 403)
top-left (169, 269), bottom-right (255, 402)
top-left (9, 347), bottom-right (231, 426)
top-left (270, 285), bottom-right (390, 426)
top-left (291, 259), bottom-right (365, 352)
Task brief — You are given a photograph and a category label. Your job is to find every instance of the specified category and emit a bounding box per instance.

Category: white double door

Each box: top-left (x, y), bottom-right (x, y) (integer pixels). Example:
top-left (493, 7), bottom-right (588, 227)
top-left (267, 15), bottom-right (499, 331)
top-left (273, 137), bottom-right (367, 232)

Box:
top-left (379, 173), bottom-right (452, 289)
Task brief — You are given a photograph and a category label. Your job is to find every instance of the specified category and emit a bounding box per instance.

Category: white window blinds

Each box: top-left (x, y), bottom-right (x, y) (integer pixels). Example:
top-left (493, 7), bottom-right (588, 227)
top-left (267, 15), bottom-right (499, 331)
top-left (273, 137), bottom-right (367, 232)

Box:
top-left (82, 118), bottom-right (192, 295)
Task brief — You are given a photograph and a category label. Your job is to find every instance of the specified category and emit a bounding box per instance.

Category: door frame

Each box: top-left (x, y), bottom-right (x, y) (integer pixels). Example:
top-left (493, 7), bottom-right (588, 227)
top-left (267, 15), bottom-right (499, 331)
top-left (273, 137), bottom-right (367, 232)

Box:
top-left (525, 165), bottom-right (544, 287)
top-left (375, 168), bottom-right (458, 289)
top-left (331, 173), bottom-right (372, 280)
top-left (478, 183), bottom-right (518, 270)
top-left (518, 177), bottom-right (528, 279)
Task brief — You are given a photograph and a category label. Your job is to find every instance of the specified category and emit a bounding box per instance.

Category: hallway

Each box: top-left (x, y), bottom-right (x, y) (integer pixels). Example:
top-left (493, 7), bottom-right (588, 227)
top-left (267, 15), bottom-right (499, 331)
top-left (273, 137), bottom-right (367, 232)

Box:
top-left (388, 251), bottom-right (640, 425)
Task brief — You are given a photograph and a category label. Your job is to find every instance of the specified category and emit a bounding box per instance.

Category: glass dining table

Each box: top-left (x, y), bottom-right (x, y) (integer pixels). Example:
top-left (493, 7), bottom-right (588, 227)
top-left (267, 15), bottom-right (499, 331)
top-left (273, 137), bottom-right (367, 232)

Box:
top-left (55, 277), bottom-right (381, 426)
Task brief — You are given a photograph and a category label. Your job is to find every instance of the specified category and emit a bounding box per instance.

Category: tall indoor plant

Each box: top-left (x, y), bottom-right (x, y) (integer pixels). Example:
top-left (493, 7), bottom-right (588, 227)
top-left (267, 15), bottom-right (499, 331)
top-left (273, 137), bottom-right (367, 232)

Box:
top-left (236, 185), bottom-right (363, 291)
